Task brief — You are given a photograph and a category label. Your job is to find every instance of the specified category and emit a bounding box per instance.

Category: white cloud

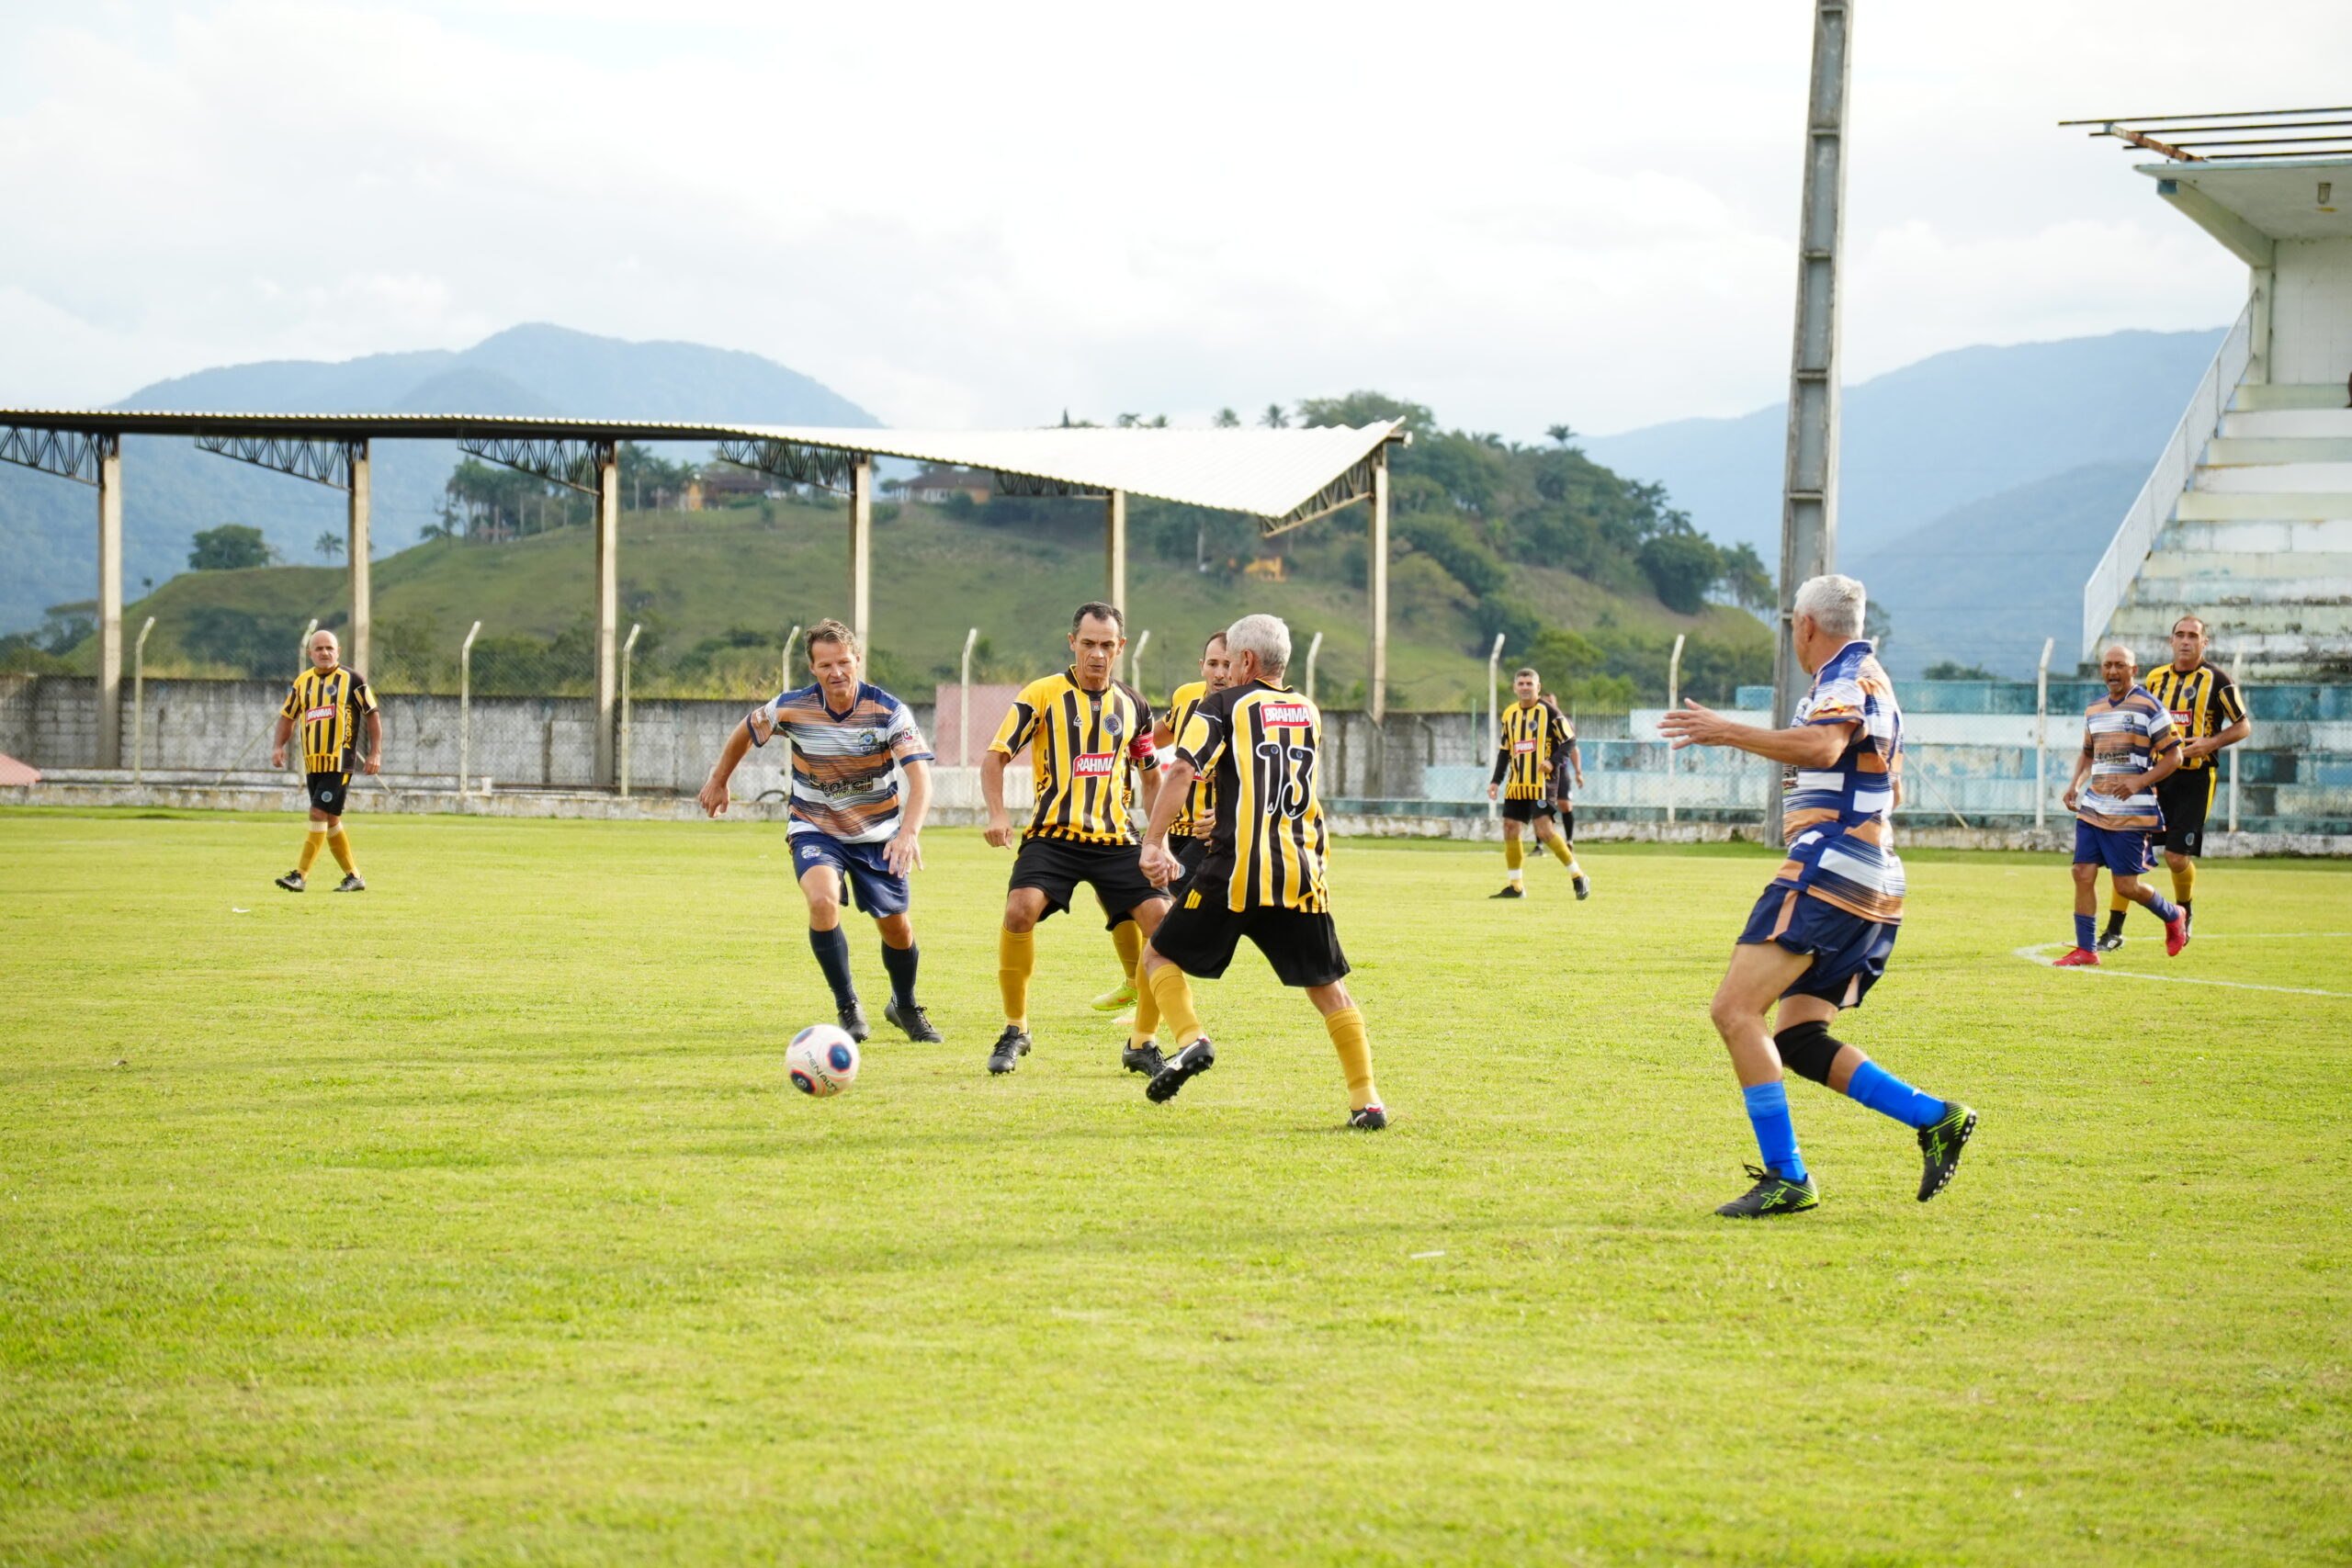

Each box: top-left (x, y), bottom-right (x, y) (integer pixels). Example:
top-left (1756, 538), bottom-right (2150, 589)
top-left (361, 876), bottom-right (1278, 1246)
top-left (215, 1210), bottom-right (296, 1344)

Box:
top-left (0, 0), bottom-right (2342, 435)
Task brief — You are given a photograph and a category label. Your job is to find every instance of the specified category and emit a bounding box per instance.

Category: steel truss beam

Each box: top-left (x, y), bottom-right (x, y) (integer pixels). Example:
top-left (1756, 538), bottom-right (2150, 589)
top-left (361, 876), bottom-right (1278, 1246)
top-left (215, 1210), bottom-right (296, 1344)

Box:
top-left (195, 434), bottom-right (355, 490)
top-left (992, 470), bottom-right (1109, 501)
top-left (715, 437), bottom-right (862, 494)
top-left (458, 435), bottom-right (611, 494)
top-left (0, 425), bottom-right (113, 485)
top-left (1261, 452), bottom-right (1379, 536)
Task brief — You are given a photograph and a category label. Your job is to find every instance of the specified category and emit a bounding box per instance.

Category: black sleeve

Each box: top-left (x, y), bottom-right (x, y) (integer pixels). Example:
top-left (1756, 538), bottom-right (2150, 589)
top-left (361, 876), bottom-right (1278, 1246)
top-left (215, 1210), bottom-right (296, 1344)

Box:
top-left (1491, 745), bottom-right (1510, 786)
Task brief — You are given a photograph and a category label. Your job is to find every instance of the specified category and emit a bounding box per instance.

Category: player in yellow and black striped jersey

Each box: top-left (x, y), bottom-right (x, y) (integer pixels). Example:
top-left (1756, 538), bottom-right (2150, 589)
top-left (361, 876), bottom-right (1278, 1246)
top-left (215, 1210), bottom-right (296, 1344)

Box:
top-left (978, 602), bottom-right (1171, 1077)
top-left (1486, 668), bottom-right (1588, 899)
top-left (268, 629), bottom-right (381, 893)
top-left (2101, 614), bottom-right (2254, 947)
top-left (1130, 614), bottom-right (1389, 1131)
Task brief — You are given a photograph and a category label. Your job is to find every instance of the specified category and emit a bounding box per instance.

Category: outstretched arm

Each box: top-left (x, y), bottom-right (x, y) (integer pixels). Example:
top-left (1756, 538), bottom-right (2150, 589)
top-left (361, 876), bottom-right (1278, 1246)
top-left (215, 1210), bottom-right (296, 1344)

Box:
top-left (1656, 700), bottom-right (1850, 769)
top-left (698, 723), bottom-right (755, 817)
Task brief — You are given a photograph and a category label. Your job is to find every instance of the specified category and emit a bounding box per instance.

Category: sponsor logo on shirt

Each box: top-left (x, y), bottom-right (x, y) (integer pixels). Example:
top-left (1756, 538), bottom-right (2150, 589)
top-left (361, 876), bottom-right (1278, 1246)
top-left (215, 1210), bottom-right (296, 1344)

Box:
top-left (1514, 739), bottom-right (1536, 753)
top-left (305, 705), bottom-right (337, 720)
top-left (1258, 704), bottom-right (1311, 728)
top-left (1071, 752), bottom-right (1116, 776)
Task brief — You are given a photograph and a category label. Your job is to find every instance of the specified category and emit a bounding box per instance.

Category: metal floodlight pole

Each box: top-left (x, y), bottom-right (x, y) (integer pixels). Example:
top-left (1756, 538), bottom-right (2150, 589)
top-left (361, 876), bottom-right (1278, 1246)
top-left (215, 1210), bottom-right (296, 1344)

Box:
top-left (1305, 630), bottom-right (1324, 706)
top-left (1667, 632), bottom-right (1687, 826)
top-left (1770, 0), bottom-right (1853, 828)
top-left (1131, 628), bottom-right (1150, 694)
top-left (1485, 632), bottom-right (1506, 821)
top-left (131, 615), bottom-right (156, 782)
top-left (959, 626), bottom-right (979, 770)
top-left (2035, 637), bottom-right (2054, 830)
top-left (458, 620), bottom-right (481, 810)
top-left (96, 434), bottom-right (123, 768)
top-left (2228, 645), bottom-right (2245, 833)
top-left (619, 623), bottom-right (642, 799)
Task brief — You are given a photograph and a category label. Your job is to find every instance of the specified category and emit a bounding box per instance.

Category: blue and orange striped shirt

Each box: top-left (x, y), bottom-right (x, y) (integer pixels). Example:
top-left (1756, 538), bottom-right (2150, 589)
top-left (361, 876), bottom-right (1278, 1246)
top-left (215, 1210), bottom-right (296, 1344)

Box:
top-left (2077, 685), bottom-right (2178, 833)
top-left (746, 682), bottom-right (932, 845)
top-left (1773, 638), bottom-right (1906, 924)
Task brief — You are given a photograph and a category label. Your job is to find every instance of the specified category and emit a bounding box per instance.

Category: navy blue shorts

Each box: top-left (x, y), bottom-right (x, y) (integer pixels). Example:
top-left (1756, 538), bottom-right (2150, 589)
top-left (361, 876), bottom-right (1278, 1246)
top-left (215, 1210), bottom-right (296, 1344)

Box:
top-left (788, 832), bottom-right (909, 918)
top-left (1738, 884), bottom-right (1899, 1010)
top-left (2074, 819), bottom-right (2157, 877)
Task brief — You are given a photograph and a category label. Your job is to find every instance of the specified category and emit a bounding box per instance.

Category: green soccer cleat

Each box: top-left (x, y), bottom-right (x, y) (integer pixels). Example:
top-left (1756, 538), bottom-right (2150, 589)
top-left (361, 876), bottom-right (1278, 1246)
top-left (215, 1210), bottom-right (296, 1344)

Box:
top-left (1714, 1165), bottom-right (1820, 1218)
top-left (1916, 1103), bottom-right (1978, 1202)
top-left (987, 1026), bottom-right (1032, 1076)
top-left (1091, 979), bottom-right (1137, 1012)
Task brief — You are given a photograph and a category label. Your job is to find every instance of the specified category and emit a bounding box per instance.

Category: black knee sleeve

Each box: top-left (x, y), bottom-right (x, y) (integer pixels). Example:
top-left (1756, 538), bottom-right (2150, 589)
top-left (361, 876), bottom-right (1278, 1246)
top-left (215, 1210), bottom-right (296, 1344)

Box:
top-left (1774, 1020), bottom-right (1841, 1086)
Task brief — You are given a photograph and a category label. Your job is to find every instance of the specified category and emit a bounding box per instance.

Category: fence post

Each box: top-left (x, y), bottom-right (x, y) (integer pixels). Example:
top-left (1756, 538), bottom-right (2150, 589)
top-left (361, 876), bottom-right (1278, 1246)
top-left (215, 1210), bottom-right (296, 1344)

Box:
top-left (2228, 645), bottom-right (2245, 833)
top-left (2034, 637), bottom-right (2053, 831)
top-left (458, 620), bottom-right (481, 810)
top-left (1131, 628), bottom-right (1150, 694)
top-left (784, 624), bottom-right (800, 695)
top-left (619, 622), bottom-right (642, 798)
top-left (1305, 631), bottom-right (1324, 705)
top-left (131, 611), bottom-right (156, 784)
top-left (958, 627), bottom-right (979, 770)
top-left (1485, 633), bottom-right (1506, 820)
top-left (1666, 633), bottom-right (1686, 825)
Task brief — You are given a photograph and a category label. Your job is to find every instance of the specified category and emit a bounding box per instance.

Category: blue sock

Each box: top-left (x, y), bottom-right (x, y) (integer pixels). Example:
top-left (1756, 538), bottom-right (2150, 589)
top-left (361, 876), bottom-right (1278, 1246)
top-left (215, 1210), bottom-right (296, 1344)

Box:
top-left (2143, 892), bottom-right (2180, 923)
top-left (1741, 1080), bottom-right (1807, 1182)
top-left (808, 925), bottom-right (857, 1009)
top-left (880, 941), bottom-right (920, 1010)
top-left (2075, 913), bottom-right (2096, 951)
top-left (1845, 1060), bottom-right (1946, 1129)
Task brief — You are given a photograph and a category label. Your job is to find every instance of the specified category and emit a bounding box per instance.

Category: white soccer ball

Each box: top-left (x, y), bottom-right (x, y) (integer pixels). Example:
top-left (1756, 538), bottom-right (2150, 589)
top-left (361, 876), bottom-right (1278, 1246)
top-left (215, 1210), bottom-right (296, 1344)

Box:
top-left (786, 1024), bottom-right (860, 1098)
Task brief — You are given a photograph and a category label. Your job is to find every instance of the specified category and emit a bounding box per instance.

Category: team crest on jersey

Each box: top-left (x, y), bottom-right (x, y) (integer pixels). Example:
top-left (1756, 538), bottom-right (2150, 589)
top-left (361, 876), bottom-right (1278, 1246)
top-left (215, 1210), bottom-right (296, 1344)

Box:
top-left (1258, 703), bottom-right (1311, 728)
top-left (1071, 752), bottom-right (1116, 776)
top-left (1104, 712), bottom-right (1124, 739)
top-left (860, 730), bottom-right (879, 747)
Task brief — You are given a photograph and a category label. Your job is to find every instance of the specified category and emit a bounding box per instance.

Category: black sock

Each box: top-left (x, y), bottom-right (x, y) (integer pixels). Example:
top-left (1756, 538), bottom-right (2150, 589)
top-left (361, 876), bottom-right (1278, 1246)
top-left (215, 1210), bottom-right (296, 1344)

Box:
top-left (881, 942), bottom-right (920, 1010)
top-left (808, 925), bottom-right (857, 1009)
top-left (2102, 908), bottom-right (2128, 939)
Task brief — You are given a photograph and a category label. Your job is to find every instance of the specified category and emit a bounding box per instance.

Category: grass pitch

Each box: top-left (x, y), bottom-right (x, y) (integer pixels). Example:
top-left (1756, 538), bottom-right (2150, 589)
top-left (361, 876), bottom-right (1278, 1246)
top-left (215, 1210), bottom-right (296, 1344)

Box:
top-left (2, 808), bottom-right (2347, 1565)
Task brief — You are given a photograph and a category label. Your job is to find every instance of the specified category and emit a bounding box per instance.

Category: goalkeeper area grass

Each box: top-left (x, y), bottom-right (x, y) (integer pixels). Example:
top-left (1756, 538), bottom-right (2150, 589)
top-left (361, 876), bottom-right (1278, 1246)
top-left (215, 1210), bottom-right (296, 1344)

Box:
top-left (2, 807), bottom-right (2346, 1565)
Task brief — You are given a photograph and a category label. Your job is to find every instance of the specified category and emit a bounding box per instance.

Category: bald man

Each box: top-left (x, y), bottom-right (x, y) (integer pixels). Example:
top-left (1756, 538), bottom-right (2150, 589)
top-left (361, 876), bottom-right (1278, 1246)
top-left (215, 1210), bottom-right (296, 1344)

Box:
top-left (2057, 643), bottom-right (2186, 965)
top-left (270, 629), bottom-right (381, 892)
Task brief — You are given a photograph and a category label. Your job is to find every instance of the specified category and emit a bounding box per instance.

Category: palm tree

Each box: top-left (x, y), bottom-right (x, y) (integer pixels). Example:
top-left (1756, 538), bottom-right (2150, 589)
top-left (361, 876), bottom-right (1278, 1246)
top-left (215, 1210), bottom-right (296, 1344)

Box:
top-left (1259, 403), bottom-right (1288, 429)
top-left (315, 531), bottom-right (345, 563)
top-left (1213, 408), bottom-right (1240, 428)
top-left (1545, 423), bottom-right (1577, 446)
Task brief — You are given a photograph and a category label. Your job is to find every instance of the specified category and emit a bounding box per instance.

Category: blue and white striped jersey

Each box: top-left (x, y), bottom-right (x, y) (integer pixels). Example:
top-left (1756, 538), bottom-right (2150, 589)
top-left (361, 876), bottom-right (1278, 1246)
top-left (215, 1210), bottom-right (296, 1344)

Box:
top-left (1773, 638), bottom-right (1906, 924)
top-left (745, 682), bottom-right (932, 845)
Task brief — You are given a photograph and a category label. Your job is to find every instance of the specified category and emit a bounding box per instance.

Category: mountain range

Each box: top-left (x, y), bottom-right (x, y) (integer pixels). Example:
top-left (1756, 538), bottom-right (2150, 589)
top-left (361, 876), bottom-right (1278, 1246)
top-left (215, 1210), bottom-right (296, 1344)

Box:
top-left (0, 324), bottom-right (877, 634)
top-left (1583, 328), bottom-right (2222, 676)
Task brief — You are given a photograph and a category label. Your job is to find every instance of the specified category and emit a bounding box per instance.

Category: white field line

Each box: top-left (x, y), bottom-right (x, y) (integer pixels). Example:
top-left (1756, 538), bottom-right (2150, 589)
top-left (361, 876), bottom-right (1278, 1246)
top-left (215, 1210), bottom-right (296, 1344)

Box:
top-left (2014, 934), bottom-right (2352, 998)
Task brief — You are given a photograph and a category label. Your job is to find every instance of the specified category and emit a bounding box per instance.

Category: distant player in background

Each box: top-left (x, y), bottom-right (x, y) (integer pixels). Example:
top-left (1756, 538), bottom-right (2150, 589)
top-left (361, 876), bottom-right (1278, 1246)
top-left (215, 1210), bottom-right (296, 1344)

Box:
top-left (1091, 632), bottom-right (1232, 1023)
top-left (2098, 614), bottom-right (2248, 950)
top-left (981, 602), bottom-right (1168, 1077)
top-left (271, 628), bottom-right (379, 893)
top-left (1659, 574), bottom-right (1974, 1218)
top-left (1487, 668), bottom-right (1582, 897)
top-left (1135, 614), bottom-right (1386, 1129)
top-left (698, 619), bottom-right (940, 1044)
top-left (1535, 690), bottom-right (1590, 899)
top-left (2058, 643), bottom-right (2188, 967)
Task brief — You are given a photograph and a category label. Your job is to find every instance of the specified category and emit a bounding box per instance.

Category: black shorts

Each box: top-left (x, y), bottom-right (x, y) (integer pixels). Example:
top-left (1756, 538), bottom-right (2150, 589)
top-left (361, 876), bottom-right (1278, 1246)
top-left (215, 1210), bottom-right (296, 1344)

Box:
top-left (1499, 796), bottom-right (1544, 823)
top-left (1173, 835), bottom-right (1208, 884)
top-left (2156, 769), bottom-right (2215, 856)
top-left (305, 772), bottom-right (351, 815)
top-left (1150, 869), bottom-right (1351, 988)
top-left (1013, 835), bottom-right (1169, 927)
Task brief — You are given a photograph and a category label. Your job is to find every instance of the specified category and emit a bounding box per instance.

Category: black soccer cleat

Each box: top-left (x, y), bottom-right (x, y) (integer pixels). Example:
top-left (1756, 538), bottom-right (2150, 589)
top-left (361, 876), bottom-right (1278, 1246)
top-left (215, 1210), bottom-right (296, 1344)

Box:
top-left (987, 1025), bottom-right (1032, 1076)
top-left (1714, 1164), bottom-right (1820, 1218)
top-left (2095, 931), bottom-right (2124, 953)
top-left (1916, 1102), bottom-right (1978, 1202)
top-left (1348, 1103), bottom-right (1389, 1131)
top-left (1572, 873), bottom-right (1590, 900)
top-left (1121, 1041), bottom-right (1168, 1077)
top-left (838, 1002), bottom-right (870, 1043)
top-left (1145, 1038), bottom-right (1216, 1103)
top-left (1488, 884), bottom-right (1525, 899)
top-left (333, 874), bottom-right (365, 893)
top-left (274, 870), bottom-right (305, 893)
top-left (884, 998), bottom-right (941, 1043)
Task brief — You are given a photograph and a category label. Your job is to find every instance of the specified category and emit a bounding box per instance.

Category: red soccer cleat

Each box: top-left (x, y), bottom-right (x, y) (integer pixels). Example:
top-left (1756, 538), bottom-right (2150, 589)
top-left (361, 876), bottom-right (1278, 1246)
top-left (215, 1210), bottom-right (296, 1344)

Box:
top-left (2053, 946), bottom-right (2100, 967)
top-left (2164, 913), bottom-right (2190, 958)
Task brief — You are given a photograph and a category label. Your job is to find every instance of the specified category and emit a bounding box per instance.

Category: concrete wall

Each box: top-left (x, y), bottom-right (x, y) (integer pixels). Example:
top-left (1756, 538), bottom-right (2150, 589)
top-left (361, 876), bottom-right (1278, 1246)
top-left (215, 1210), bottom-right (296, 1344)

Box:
top-left (2270, 238), bottom-right (2352, 385)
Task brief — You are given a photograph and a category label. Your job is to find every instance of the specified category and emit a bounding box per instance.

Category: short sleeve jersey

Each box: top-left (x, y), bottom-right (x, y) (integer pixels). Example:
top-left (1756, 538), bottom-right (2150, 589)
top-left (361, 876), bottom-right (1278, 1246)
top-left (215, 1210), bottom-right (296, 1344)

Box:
top-left (989, 670), bottom-right (1156, 843)
top-left (2078, 685), bottom-right (2178, 833)
top-left (1175, 681), bottom-right (1330, 912)
top-left (2143, 662), bottom-right (2246, 773)
top-left (1162, 680), bottom-right (1217, 839)
top-left (746, 681), bottom-right (931, 845)
top-left (1544, 698), bottom-right (1577, 797)
top-left (1492, 700), bottom-right (1570, 799)
top-left (280, 665), bottom-right (378, 773)
top-left (1773, 639), bottom-right (1906, 924)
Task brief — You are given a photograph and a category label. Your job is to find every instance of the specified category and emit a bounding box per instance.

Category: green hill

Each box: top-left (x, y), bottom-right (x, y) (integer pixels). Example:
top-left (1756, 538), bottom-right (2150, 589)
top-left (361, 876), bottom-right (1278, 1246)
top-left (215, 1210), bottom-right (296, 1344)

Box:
top-left (67, 496), bottom-right (1768, 710)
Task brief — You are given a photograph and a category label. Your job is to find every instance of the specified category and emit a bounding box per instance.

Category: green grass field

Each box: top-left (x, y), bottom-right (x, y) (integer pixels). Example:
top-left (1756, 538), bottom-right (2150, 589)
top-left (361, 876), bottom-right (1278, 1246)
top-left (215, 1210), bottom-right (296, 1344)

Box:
top-left (3, 808), bottom-right (2347, 1565)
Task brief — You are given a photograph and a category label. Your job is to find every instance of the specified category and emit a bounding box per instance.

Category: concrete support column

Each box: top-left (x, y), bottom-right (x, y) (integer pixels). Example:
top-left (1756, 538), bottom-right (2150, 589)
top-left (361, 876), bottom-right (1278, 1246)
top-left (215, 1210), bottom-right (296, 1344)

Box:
top-left (593, 441), bottom-right (619, 787)
top-left (2248, 265), bottom-right (2275, 385)
top-left (96, 434), bottom-right (124, 768)
top-left (848, 456), bottom-right (873, 644)
top-left (1105, 489), bottom-right (1127, 614)
top-left (1367, 450), bottom-right (1390, 723)
top-left (347, 439), bottom-right (371, 676)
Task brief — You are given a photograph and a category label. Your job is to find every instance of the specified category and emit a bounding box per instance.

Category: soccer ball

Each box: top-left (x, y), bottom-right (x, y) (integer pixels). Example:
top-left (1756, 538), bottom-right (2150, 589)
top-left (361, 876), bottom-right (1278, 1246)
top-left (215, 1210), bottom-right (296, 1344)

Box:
top-left (786, 1024), bottom-right (859, 1098)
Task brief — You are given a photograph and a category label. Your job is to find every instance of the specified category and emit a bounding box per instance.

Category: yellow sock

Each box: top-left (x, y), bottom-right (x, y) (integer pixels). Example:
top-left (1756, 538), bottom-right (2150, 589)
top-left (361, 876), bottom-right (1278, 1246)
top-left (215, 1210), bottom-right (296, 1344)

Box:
top-left (1544, 835), bottom-right (1572, 866)
top-left (326, 829), bottom-right (356, 875)
top-left (1325, 1006), bottom-right (1379, 1111)
top-left (1111, 920), bottom-right (1143, 985)
top-left (2109, 886), bottom-right (2131, 914)
top-left (1129, 967), bottom-right (1161, 1046)
top-left (1147, 963), bottom-right (1203, 1045)
top-left (1504, 838), bottom-right (1524, 873)
top-left (997, 929), bottom-right (1035, 1028)
top-left (2172, 863), bottom-right (2195, 905)
top-left (298, 829), bottom-right (326, 874)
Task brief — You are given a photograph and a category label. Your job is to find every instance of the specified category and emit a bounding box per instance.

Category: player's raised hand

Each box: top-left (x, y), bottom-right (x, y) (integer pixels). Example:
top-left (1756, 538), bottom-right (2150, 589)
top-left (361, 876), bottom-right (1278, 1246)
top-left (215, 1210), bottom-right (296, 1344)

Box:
top-left (697, 775), bottom-right (731, 818)
top-left (1656, 699), bottom-right (1724, 750)
top-left (886, 829), bottom-right (924, 875)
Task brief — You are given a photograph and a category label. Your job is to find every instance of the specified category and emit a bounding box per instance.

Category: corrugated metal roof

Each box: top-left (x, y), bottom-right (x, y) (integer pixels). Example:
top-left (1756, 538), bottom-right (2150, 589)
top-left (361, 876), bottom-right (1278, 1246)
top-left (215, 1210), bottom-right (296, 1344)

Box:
top-left (0, 408), bottom-right (1403, 524)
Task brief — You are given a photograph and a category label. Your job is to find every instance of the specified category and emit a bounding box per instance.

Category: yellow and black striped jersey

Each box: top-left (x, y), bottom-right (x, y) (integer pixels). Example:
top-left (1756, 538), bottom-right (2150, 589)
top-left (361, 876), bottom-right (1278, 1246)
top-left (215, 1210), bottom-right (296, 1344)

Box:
top-left (1491, 699), bottom-right (1569, 799)
top-left (2143, 662), bottom-right (2246, 772)
top-left (1174, 680), bottom-right (1329, 912)
top-left (279, 665), bottom-right (376, 773)
top-left (1162, 679), bottom-right (1217, 839)
top-left (989, 669), bottom-right (1157, 843)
